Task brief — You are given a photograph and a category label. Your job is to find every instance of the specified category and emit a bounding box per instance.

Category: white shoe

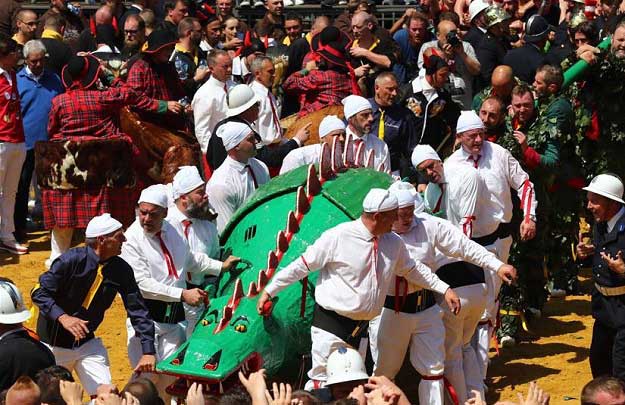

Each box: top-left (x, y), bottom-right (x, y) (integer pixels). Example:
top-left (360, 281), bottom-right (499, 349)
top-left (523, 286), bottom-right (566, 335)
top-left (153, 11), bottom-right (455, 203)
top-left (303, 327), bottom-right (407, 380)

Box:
top-left (0, 239), bottom-right (28, 255)
top-left (253, 0), bottom-right (264, 6)
top-left (338, 0), bottom-right (347, 4)
top-left (239, 0), bottom-right (251, 5)
top-left (550, 288), bottom-right (566, 298)
top-left (500, 335), bottom-right (516, 347)
top-left (294, 0), bottom-right (304, 4)
top-left (527, 307), bottom-right (542, 318)
top-left (284, 0), bottom-right (294, 5)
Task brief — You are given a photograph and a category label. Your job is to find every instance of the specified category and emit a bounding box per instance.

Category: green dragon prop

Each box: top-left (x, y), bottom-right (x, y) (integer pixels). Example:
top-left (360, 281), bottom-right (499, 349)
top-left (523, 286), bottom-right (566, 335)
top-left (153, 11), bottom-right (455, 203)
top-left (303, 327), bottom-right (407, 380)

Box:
top-left (157, 138), bottom-right (392, 395)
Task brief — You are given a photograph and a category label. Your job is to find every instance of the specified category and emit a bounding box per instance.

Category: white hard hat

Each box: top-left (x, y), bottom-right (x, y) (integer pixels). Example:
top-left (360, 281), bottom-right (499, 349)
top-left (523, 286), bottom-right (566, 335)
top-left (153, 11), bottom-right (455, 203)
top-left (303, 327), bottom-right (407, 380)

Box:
top-left (469, 0), bottom-right (489, 21)
top-left (583, 174), bottom-right (625, 204)
top-left (0, 280), bottom-right (31, 324)
top-left (326, 346), bottom-right (369, 386)
top-left (226, 85), bottom-right (260, 117)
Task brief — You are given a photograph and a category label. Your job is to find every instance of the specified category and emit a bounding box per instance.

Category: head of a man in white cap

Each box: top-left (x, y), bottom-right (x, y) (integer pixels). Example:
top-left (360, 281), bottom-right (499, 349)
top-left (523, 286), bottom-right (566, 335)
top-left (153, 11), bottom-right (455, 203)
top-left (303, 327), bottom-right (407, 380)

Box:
top-left (411, 144), bottom-right (444, 184)
top-left (85, 213), bottom-right (125, 260)
top-left (319, 115), bottom-right (346, 145)
top-left (138, 184), bottom-right (169, 235)
top-left (218, 121), bottom-right (259, 163)
top-left (342, 95), bottom-right (373, 137)
top-left (456, 110), bottom-right (486, 155)
top-left (361, 188), bottom-right (399, 236)
top-left (583, 173), bottom-right (625, 223)
top-left (173, 166), bottom-right (215, 220)
top-left (389, 181), bottom-right (422, 234)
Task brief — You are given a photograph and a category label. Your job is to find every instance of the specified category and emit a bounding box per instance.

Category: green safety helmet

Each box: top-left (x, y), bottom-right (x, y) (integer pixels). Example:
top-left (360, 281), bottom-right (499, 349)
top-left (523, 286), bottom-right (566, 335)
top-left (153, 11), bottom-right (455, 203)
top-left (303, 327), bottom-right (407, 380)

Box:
top-left (484, 5), bottom-right (512, 29)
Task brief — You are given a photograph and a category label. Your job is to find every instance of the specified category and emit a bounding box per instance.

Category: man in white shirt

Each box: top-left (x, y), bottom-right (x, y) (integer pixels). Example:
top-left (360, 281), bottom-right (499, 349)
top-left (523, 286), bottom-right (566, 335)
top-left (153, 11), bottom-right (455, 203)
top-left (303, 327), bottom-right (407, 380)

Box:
top-left (192, 49), bottom-right (234, 154)
top-left (279, 115), bottom-right (346, 175)
top-left (370, 182), bottom-right (515, 405)
top-left (206, 121), bottom-right (270, 232)
top-left (342, 95), bottom-right (391, 173)
top-left (121, 184), bottom-right (230, 399)
top-left (167, 166), bottom-right (239, 336)
top-left (256, 188), bottom-right (461, 390)
top-left (249, 56), bottom-right (282, 146)
top-left (446, 110), bottom-right (537, 390)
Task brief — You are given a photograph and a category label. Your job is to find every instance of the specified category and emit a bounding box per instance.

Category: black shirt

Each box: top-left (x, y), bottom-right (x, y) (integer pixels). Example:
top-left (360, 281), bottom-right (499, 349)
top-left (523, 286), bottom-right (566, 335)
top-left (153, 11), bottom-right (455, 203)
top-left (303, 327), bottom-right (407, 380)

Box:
top-left (0, 329), bottom-right (55, 391)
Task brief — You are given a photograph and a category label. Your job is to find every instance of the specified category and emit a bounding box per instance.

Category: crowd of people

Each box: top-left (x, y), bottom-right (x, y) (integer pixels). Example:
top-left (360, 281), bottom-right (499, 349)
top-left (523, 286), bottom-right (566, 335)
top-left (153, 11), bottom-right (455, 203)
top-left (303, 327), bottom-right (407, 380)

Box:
top-left (2, 0), bottom-right (625, 403)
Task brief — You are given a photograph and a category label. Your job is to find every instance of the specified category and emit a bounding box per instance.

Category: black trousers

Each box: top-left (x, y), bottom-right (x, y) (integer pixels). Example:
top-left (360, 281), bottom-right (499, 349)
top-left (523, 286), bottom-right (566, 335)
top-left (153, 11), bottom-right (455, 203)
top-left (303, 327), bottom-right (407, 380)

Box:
top-left (590, 292), bottom-right (625, 381)
top-left (13, 148), bottom-right (34, 235)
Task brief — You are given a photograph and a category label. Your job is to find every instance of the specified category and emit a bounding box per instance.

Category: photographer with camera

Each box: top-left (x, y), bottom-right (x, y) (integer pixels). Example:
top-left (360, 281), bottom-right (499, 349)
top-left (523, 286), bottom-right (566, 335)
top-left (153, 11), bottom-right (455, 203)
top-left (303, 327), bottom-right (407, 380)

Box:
top-left (418, 20), bottom-right (481, 109)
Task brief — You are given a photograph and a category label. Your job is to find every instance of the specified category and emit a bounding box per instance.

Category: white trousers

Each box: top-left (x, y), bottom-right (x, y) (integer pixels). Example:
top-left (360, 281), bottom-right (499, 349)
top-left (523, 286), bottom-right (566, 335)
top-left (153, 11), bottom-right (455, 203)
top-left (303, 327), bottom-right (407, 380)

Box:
top-left (126, 318), bottom-right (186, 399)
top-left (183, 303), bottom-right (205, 338)
top-left (475, 236), bottom-right (513, 384)
top-left (0, 142), bottom-right (26, 240)
top-left (370, 305), bottom-right (445, 405)
top-left (439, 283), bottom-right (487, 403)
top-left (47, 338), bottom-right (112, 396)
top-left (48, 227), bottom-right (74, 268)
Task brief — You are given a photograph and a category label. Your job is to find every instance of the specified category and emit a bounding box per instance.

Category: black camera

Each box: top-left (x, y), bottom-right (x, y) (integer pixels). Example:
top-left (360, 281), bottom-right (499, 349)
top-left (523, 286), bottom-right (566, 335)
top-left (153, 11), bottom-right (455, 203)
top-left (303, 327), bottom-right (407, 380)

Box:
top-left (446, 30), bottom-right (461, 47)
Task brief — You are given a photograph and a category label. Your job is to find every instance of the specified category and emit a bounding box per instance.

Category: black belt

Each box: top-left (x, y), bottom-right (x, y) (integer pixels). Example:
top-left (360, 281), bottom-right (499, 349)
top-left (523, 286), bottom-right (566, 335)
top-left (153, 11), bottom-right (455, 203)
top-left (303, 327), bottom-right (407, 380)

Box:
top-left (383, 290), bottom-right (436, 313)
top-left (437, 261), bottom-right (485, 288)
top-left (472, 222), bottom-right (514, 247)
top-left (311, 304), bottom-right (369, 347)
top-left (144, 299), bottom-right (185, 324)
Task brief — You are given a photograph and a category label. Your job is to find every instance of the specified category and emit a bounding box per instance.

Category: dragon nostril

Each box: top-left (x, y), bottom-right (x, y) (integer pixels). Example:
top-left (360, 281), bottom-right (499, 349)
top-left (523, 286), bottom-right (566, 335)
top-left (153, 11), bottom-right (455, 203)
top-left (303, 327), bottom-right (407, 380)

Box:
top-left (203, 350), bottom-right (222, 371)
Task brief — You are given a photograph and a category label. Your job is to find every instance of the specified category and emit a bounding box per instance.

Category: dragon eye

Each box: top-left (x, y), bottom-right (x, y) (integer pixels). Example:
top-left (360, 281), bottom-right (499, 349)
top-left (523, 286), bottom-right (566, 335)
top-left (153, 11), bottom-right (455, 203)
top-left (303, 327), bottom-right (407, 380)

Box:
top-left (201, 309), bottom-right (219, 326)
top-left (230, 315), bottom-right (249, 333)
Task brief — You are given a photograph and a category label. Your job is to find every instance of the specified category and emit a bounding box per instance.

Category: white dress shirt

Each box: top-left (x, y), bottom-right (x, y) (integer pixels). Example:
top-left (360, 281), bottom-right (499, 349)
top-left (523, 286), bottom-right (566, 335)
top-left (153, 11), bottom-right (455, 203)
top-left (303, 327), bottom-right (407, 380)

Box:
top-left (166, 205), bottom-right (223, 285)
top-left (121, 219), bottom-right (223, 302)
top-left (206, 156), bottom-right (270, 232)
top-left (250, 80), bottom-right (282, 145)
top-left (265, 219), bottom-right (450, 321)
top-left (192, 76), bottom-right (233, 153)
top-left (345, 127), bottom-right (391, 174)
top-left (279, 144), bottom-right (322, 175)
top-left (608, 206), bottom-right (625, 233)
top-left (445, 141), bottom-right (538, 237)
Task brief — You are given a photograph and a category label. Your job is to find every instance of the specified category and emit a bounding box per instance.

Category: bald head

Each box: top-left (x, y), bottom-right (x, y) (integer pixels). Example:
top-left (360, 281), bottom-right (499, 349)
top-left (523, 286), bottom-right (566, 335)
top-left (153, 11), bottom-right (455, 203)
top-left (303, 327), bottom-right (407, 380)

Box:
top-left (491, 65), bottom-right (514, 99)
top-left (352, 11), bottom-right (371, 27)
top-left (95, 5), bottom-right (114, 25)
top-left (437, 20), bottom-right (457, 36)
top-left (312, 15), bottom-right (330, 35)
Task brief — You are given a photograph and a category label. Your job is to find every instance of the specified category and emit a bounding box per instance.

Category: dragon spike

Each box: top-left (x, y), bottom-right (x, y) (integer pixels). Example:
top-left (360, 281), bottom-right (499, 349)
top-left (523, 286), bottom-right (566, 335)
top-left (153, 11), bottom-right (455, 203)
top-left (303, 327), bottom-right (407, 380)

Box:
top-left (306, 165), bottom-right (321, 196)
top-left (376, 162), bottom-right (386, 173)
top-left (268, 250), bottom-right (279, 269)
top-left (354, 141), bottom-right (366, 167)
top-left (296, 186), bottom-right (310, 216)
top-left (319, 142), bottom-right (333, 180)
top-left (331, 136), bottom-right (345, 173)
top-left (276, 230), bottom-right (288, 253)
top-left (247, 281), bottom-right (258, 296)
top-left (223, 304), bottom-right (233, 322)
top-left (258, 269), bottom-right (269, 289)
top-left (365, 149), bottom-right (375, 169)
top-left (286, 210), bottom-right (299, 234)
top-left (343, 135), bottom-right (355, 167)
top-left (228, 278), bottom-right (244, 308)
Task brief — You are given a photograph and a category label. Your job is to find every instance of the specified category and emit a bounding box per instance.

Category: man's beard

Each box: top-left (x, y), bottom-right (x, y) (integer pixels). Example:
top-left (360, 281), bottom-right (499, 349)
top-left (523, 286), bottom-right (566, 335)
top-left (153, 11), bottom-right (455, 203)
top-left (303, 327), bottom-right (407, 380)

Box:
top-left (186, 200), bottom-right (218, 221)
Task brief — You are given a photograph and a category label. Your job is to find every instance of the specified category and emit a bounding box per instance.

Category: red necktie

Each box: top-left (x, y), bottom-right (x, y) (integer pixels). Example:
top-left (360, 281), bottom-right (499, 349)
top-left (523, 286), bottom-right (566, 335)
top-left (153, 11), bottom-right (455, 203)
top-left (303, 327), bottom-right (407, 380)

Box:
top-left (267, 93), bottom-right (281, 136)
top-left (372, 236), bottom-right (379, 282)
top-left (245, 164), bottom-right (258, 189)
top-left (182, 219), bottom-right (192, 239)
top-left (433, 184), bottom-right (445, 214)
top-left (156, 231), bottom-right (178, 279)
top-left (223, 83), bottom-right (228, 93)
top-left (469, 154), bottom-right (481, 168)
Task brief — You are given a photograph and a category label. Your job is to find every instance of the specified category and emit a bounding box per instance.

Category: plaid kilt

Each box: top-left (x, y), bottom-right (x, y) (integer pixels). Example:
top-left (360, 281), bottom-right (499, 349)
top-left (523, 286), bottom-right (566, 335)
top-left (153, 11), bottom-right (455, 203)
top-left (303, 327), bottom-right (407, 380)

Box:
top-left (42, 186), bottom-right (139, 230)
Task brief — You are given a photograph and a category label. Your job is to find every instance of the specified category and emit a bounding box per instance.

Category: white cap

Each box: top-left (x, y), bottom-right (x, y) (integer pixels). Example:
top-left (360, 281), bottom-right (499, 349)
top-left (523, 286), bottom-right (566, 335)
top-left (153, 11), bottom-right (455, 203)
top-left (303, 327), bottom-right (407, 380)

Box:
top-left (362, 188), bottom-right (398, 213)
top-left (138, 184), bottom-right (169, 208)
top-left (388, 181), bottom-right (425, 213)
top-left (469, 0), bottom-right (489, 21)
top-left (172, 166), bottom-right (205, 200)
top-left (456, 110), bottom-right (485, 134)
top-left (0, 281), bottom-right (31, 324)
top-left (319, 115), bottom-right (346, 138)
top-left (326, 346), bottom-right (369, 386)
top-left (85, 213), bottom-right (123, 238)
top-left (342, 95), bottom-right (372, 120)
top-left (226, 85), bottom-right (260, 117)
top-left (411, 144), bottom-right (441, 168)
top-left (217, 121), bottom-right (254, 152)
top-left (583, 174), bottom-right (625, 204)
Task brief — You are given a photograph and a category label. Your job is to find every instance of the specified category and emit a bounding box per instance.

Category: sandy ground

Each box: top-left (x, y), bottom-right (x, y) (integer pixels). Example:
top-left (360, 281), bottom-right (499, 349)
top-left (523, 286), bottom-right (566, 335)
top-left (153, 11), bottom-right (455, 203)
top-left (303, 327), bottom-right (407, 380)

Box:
top-left (1, 231), bottom-right (594, 403)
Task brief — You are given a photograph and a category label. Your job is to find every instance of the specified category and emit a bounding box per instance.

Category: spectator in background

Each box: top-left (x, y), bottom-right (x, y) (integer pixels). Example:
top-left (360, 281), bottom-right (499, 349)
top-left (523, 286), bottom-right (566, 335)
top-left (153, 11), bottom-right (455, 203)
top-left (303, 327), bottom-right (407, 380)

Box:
top-left (479, 96), bottom-right (507, 142)
top-left (77, 5), bottom-right (114, 53)
top-left (139, 9), bottom-right (156, 37)
top-left (232, 38), bottom-right (266, 84)
top-left (418, 20), bottom-right (481, 109)
top-left (35, 366), bottom-right (74, 405)
top-left (476, 6), bottom-right (512, 90)
top-left (284, 15), bottom-right (328, 80)
top-left (464, 0), bottom-right (489, 52)
top-left (172, 17), bottom-right (209, 99)
top-left (5, 377), bottom-right (41, 405)
top-left (123, 378), bottom-right (164, 405)
top-left (283, 14), bottom-right (303, 46)
top-left (39, 15), bottom-right (73, 77)
top-left (0, 1), bottom-right (21, 38)
top-left (14, 40), bottom-right (63, 245)
top-left (12, 10), bottom-right (37, 48)
top-left (119, 0), bottom-right (145, 32)
top-left (156, 0), bottom-right (189, 37)
top-left (581, 377), bottom-right (625, 405)
top-left (254, 0), bottom-right (285, 46)
top-left (222, 16), bottom-right (243, 52)
top-left (121, 14), bottom-right (146, 62)
top-left (503, 15), bottom-right (549, 84)
top-left (36, 0), bottom-right (86, 51)
top-left (0, 35), bottom-right (27, 255)
top-left (392, 11), bottom-right (431, 85)
top-left (472, 64), bottom-right (517, 111)
top-left (199, 15), bottom-right (222, 53)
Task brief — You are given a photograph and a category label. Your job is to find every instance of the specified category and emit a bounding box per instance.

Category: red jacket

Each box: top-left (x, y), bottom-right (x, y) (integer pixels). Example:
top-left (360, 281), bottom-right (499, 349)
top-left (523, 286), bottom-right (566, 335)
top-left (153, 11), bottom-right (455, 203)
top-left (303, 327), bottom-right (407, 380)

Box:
top-left (0, 69), bottom-right (25, 143)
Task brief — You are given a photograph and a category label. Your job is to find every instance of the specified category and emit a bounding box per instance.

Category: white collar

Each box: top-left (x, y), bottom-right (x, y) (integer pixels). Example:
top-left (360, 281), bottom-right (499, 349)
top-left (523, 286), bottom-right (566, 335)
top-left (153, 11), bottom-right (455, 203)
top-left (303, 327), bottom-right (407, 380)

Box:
top-left (225, 155), bottom-right (252, 173)
top-left (0, 66), bottom-right (11, 85)
top-left (209, 75), bottom-right (226, 88)
top-left (24, 66), bottom-right (42, 81)
top-left (607, 206), bottom-right (625, 233)
top-left (168, 204), bottom-right (189, 223)
top-left (250, 80), bottom-right (269, 95)
top-left (346, 126), bottom-right (367, 140)
top-left (357, 218), bottom-right (376, 241)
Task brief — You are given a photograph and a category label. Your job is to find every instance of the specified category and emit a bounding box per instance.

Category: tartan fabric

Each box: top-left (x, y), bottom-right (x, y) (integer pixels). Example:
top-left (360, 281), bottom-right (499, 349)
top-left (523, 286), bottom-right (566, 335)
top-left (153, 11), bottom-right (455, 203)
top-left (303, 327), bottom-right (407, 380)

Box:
top-left (282, 69), bottom-right (352, 117)
top-left (126, 57), bottom-right (186, 102)
top-left (48, 86), bottom-right (160, 141)
top-left (42, 186), bottom-right (139, 229)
